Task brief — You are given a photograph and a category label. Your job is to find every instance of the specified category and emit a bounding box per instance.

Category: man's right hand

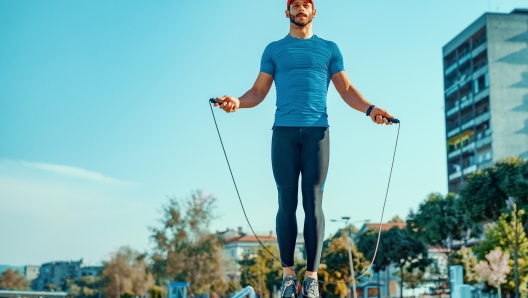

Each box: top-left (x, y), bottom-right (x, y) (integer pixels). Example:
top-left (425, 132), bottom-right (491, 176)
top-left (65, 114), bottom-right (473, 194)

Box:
top-left (215, 95), bottom-right (240, 113)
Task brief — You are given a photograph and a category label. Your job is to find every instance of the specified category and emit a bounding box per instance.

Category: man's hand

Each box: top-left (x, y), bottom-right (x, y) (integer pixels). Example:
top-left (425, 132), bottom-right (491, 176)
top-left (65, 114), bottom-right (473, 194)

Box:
top-left (215, 95), bottom-right (240, 113)
top-left (370, 107), bottom-right (395, 125)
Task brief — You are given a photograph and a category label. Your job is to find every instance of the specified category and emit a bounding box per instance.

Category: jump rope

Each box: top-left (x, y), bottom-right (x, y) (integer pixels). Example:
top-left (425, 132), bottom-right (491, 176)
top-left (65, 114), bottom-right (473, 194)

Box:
top-left (208, 98), bottom-right (400, 288)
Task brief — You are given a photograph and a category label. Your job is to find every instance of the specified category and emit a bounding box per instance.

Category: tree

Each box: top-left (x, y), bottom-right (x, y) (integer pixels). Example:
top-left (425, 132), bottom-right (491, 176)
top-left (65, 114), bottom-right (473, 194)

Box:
top-left (238, 245), bottom-right (282, 297)
top-left (45, 283), bottom-right (60, 291)
top-left (0, 269), bottom-right (29, 290)
top-left (392, 266), bottom-right (425, 298)
top-left (102, 246), bottom-right (154, 298)
top-left (495, 204), bottom-right (528, 296)
top-left (319, 230), bottom-right (371, 298)
top-left (149, 285), bottom-right (163, 298)
top-left (460, 157), bottom-right (528, 224)
top-left (389, 216), bottom-right (405, 223)
top-left (150, 190), bottom-right (227, 296)
top-left (474, 207), bottom-right (528, 296)
top-left (452, 246), bottom-right (479, 285)
top-left (378, 227), bottom-right (430, 298)
top-left (407, 192), bottom-right (478, 290)
top-left (66, 276), bottom-right (103, 298)
top-left (460, 157), bottom-right (528, 298)
top-left (225, 280), bottom-right (242, 296)
top-left (475, 249), bottom-right (510, 298)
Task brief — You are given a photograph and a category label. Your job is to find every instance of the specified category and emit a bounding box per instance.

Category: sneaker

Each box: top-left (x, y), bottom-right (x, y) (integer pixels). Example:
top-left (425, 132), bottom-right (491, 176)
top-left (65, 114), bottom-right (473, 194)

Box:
top-left (280, 276), bottom-right (300, 298)
top-left (301, 277), bottom-right (319, 298)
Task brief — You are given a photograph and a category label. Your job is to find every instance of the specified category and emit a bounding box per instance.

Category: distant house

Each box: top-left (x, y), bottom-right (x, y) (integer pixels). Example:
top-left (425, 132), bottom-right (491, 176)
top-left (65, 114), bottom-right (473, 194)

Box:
top-left (217, 227), bottom-right (305, 281)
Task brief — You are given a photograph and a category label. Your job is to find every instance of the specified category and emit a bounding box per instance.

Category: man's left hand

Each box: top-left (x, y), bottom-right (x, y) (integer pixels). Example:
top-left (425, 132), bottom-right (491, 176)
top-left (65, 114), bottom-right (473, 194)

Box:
top-left (370, 107), bottom-right (395, 125)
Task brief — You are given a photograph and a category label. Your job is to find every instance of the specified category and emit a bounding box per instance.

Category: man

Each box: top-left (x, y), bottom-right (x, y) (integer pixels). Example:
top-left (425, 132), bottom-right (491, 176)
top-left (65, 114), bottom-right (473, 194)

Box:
top-left (214, 0), bottom-right (395, 297)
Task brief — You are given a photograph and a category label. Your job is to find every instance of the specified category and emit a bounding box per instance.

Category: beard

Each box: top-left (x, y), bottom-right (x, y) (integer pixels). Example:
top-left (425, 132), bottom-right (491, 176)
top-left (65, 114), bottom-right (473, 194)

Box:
top-left (289, 12), bottom-right (313, 27)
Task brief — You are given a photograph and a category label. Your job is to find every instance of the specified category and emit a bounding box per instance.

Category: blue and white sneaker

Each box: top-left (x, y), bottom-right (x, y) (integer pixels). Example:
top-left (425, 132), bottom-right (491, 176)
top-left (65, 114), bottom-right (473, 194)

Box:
top-left (301, 277), bottom-right (319, 298)
top-left (280, 276), bottom-right (300, 298)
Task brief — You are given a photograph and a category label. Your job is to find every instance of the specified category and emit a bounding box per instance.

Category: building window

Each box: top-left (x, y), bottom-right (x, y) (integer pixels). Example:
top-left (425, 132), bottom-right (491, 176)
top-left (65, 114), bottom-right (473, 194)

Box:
top-left (368, 288), bottom-right (379, 298)
top-left (472, 50), bottom-right (487, 70)
top-left (472, 27), bottom-right (487, 48)
top-left (474, 73), bottom-right (489, 94)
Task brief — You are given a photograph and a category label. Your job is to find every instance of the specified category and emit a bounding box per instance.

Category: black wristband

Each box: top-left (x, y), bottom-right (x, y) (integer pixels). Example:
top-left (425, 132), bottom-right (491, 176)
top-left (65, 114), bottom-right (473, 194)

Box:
top-left (366, 105), bottom-right (375, 117)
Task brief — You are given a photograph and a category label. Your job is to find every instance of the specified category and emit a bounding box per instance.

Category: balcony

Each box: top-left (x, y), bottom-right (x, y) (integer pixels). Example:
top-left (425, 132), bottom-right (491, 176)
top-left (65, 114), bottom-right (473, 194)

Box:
top-left (447, 127), bottom-right (461, 138)
top-left (472, 42), bottom-right (487, 57)
top-left (459, 53), bottom-right (472, 65)
top-left (448, 164), bottom-right (477, 180)
top-left (474, 89), bottom-right (489, 103)
top-left (463, 164), bottom-right (477, 175)
top-left (474, 112), bottom-right (490, 126)
top-left (448, 137), bottom-right (477, 159)
top-left (449, 171), bottom-right (462, 181)
top-left (473, 65), bottom-right (488, 79)
top-left (478, 160), bottom-right (493, 170)
top-left (445, 63), bottom-right (458, 75)
top-left (462, 142), bottom-right (476, 153)
top-left (460, 95), bottom-right (474, 110)
top-left (461, 119), bottom-right (475, 131)
top-left (476, 135), bottom-right (492, 149)
top-left (446, 103), bottom-right (459, 117)
top-left (445, 83), bottom-right (458, 96)
top-left (448, 148), bottom-right (461, 159)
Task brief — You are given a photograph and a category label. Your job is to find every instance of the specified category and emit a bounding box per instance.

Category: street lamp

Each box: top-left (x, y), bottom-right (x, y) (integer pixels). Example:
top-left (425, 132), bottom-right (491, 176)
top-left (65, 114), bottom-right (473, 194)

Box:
top-left (330, 218), bottom-right (371, 298)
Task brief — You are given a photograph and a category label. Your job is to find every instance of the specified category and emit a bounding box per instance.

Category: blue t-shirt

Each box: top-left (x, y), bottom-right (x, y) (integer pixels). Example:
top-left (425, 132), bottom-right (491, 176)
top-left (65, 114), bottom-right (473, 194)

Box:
top-left (260, 34), bottom-right (344, 127)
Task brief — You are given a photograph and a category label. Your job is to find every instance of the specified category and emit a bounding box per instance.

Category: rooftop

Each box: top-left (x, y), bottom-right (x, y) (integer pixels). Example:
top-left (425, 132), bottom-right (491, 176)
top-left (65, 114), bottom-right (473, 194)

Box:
top-left (225, 233), bottom-right (277, 243)
top-left (364, 222), bottom-right (406, 231)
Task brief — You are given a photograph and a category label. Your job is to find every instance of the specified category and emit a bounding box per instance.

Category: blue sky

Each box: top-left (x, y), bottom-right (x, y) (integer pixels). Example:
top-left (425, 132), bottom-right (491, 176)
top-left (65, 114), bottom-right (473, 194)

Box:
top-left (1, 0), bottom-right (527, 266)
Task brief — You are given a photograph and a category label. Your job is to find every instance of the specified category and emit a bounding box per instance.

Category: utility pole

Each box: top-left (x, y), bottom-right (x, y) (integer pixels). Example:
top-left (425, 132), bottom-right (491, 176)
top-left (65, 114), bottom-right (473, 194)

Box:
top-left (331, 218), bottom-right (370, 298)
top-left (343, 217), bottom-right (358, 298)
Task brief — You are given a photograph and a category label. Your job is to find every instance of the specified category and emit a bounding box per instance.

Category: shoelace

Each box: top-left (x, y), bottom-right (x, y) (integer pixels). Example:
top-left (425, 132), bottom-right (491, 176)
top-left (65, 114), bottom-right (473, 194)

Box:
top-left (303, 280), bottom-right (318, 296)
top-left (282, 280), bottom-right (297, 297)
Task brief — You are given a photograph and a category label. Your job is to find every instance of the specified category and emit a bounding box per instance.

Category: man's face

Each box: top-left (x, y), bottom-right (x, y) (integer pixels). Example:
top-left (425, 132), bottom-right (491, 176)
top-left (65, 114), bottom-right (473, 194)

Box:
top-left (287, 0), bottom-right (316, 27)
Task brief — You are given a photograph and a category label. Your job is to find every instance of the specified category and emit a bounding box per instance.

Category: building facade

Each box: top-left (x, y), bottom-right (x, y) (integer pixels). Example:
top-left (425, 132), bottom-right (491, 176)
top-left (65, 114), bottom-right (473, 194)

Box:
top-left (31, 260), bottom-right (102, 291)
top-left (443, 9), bottom-right (528, 192)
top-left (24, 266), bottom-right (41, 283)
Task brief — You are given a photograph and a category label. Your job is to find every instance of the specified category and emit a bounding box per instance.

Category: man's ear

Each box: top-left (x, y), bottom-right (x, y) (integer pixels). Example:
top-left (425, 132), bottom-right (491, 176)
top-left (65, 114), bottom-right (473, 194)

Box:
top-left (285, 9), bottom-right (290, 18)
top-left (313, 8), bottom-right (316, 18)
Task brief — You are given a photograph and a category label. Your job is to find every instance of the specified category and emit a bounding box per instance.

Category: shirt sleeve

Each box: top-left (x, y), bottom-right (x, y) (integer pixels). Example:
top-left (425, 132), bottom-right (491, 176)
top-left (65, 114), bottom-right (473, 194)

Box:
top-left (260, 42), bottom-right (275, 76)
top-left (329, 42), bottom-right (345, 75)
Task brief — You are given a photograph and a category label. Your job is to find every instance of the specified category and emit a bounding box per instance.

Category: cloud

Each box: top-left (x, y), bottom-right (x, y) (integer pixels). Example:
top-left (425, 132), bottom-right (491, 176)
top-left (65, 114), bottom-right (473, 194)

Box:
top-left (0, 159), bottom-right (152, 266)
top-left (16, 160), bottom-right (134, 185)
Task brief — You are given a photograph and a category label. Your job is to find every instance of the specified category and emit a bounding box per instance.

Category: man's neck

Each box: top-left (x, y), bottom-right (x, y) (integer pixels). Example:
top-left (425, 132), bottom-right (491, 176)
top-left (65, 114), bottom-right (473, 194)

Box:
top-left (289, 24), bottom-right (313, 39)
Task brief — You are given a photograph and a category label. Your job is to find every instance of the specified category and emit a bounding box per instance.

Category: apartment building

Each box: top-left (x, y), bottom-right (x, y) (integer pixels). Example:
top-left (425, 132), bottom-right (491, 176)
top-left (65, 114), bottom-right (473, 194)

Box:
top-left (31, 260), bottom-right (102, 291)
top-left (443, 9), bottom-right (528, 192)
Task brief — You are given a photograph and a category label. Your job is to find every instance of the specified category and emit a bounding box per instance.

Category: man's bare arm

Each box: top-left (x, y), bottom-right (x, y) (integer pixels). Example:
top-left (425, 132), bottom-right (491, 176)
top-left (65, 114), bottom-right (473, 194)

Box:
top-left (331, 71), bottom-right (394, 125)
top-left (216, 72), bottom-right (273, 113)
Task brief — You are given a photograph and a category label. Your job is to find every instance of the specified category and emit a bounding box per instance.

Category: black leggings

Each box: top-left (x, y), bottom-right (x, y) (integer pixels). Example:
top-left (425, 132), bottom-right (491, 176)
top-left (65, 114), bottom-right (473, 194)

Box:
top-left (272, 126), bottom-right (329, 272)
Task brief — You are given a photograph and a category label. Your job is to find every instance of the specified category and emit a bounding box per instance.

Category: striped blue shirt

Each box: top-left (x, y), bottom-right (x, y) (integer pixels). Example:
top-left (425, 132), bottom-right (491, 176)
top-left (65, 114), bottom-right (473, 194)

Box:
top-left (260, 34), bottom-right (344, 127)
